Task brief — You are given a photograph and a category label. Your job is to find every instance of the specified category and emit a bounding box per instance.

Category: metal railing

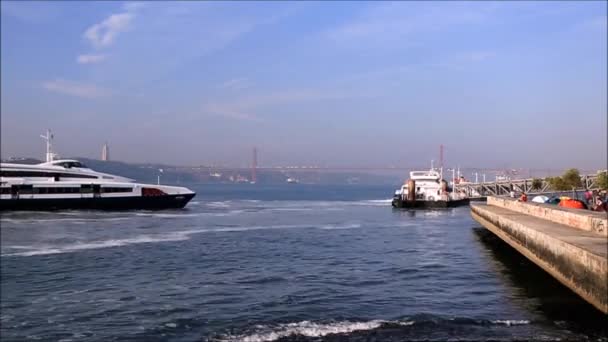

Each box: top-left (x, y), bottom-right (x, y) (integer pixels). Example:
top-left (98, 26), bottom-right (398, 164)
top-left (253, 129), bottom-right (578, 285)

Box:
top-left (453, 174), bottom-right (601, 198)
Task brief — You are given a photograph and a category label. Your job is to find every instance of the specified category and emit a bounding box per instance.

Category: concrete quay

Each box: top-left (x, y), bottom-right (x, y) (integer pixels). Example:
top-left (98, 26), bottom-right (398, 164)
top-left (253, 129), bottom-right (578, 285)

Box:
top-left (471, 197), bottom-right (608, 314)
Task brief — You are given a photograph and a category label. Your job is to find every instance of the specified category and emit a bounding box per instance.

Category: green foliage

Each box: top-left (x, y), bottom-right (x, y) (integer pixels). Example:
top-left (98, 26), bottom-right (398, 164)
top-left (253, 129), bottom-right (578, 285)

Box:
top-left (562, 168), bottom-right (582, 189)
top-left (531, 178), bottom-right (543, 190)
top-left (546, 169), bottom-right (582, 191)
top-left (597, 171), bottom-right (608, 190)
top-left (546, 176), bottom-right (568, 191)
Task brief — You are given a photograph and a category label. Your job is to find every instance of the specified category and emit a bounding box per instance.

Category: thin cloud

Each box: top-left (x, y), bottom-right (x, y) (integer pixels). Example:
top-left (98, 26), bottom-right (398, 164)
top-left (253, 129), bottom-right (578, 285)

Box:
top-left (84, 12), bottom-right (133, 48)
top-left (201, 88), bottom-right (356, 122)
top-left (218, 78), bottom-right (252, 91)
top-left (326, 2), bottom-right (499, 44)
top-left (0, 1), bottom-right (58, 23)
top-left (579, 15), bottom-right (607, 31)
top-left (83, 3), bottom-right (144, 49)
top-left (122, 2), bottom-right (146, 12)
top-left (465, 51), bottom-right (496, 62)
top-left (42, 79), bottom-right (109, 99)
top-left (76, 54), bottom-right (107, 64)
top-left (201, 103), bottom-right (261, 122)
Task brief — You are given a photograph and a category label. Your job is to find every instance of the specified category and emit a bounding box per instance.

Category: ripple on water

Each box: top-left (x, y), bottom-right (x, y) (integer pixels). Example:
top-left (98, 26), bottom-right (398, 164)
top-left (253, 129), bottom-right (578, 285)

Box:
top-left (1, 188), bottom-right (605, 341)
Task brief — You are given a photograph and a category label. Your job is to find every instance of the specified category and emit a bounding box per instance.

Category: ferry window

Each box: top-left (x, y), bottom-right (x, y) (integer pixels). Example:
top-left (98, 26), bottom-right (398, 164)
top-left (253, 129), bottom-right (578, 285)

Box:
top-left (142, 187), bottom-right (167, 196)
top-left (0, 188), bottom-right (10, 195)
top-left (0, 170), bottom-right (97, 179)
top-left (57, 161), bottom-right (85, 168)
top-left (54, 162), bottom-right (70, 168)
top-left (59, 172), bottom-right (96, 179)
top-left (16, 185), bottom-right (34, 194)
top-left (102, 187), bottom-right (132, 193)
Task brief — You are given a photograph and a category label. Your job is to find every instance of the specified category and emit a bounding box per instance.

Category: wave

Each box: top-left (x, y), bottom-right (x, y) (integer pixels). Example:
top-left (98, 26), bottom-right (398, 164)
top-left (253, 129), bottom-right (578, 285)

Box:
top-left (357, 199), bottom-right (393, 205)
top-left (2, 233), bottom-right (193, 257)
top-left (221, 320), bottom-right (386, 342)
top-left (318, 223), bottom-right (361, 230)
top-left (209, 222), bottom-right (362, 233)
top-left (491, 320), bottom-right (530, 326)
top-left (218, 317), bottom-right (531, 342)
top-left (236, 199), bottom-right (392, 209)
top-left (0, 217), bottom-right (130, 224)
top-left (206, 201), bottom-right (232, 208)
top-left (267, 208), bottom-right (314, 212)
top-left (134, 212), bottom-right (201, 218)
top-left (1, 222), bottom-right (365, 257)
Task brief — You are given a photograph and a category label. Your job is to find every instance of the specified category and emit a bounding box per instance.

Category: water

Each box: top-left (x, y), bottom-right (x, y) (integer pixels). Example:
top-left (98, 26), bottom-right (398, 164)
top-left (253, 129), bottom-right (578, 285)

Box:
top-left (1, 184), bottom-right (606, 341)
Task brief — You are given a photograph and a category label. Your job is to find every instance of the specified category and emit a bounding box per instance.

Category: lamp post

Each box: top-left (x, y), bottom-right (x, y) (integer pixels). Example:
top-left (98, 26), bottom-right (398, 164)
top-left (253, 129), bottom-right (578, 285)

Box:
top-left (158, 168), bottom-right (164, 185)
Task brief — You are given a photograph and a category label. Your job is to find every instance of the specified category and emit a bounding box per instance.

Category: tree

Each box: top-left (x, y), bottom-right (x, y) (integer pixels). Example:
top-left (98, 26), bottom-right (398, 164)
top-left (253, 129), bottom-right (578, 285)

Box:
top-left (561, 168), bottom-right (582, 189)
top-left (531, 178), bottom-right (543, 190)
top-left (546, 169), bottom-right (583, 191)
top-left (597, 171), bottom-right (608, 190)
top-left (546, 176), bottom-right (568, 191)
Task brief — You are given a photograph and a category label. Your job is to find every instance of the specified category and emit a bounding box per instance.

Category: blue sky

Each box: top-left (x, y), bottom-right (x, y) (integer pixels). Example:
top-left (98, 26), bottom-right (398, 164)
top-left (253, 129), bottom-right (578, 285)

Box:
top-left (1, 1), bottom-right (606, 169)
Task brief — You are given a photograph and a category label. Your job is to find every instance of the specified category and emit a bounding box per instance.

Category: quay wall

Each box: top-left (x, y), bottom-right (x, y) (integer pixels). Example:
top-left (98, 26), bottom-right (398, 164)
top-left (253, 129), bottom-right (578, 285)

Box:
top-left (471, 198), bottom-right (608, 314)
top-left (487, 196), bottom-right (607, 236)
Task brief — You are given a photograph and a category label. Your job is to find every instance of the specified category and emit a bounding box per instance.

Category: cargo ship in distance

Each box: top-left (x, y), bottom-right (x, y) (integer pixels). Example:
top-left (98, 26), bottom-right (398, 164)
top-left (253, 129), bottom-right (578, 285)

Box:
top-left (0, 131), bottom-right (195, 211)
top-left (392, 165), bottom-right (469, 209)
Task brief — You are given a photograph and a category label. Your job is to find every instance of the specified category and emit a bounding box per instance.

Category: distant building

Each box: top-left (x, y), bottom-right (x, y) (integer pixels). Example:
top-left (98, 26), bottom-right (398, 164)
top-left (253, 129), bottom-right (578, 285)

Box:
top-left (101, 142), bottom-right (110, 161)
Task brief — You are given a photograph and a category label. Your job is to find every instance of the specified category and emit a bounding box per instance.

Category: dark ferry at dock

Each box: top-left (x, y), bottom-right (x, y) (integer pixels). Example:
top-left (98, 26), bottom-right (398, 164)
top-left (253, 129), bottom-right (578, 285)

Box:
top-left (392, 167), bottom-right (469, 209)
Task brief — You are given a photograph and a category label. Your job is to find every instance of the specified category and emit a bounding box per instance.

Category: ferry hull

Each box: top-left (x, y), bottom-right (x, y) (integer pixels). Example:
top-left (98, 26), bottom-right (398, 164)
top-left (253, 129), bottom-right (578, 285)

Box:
top-left (0, 193), bottom-right (195, 211)
top-left (392, 198), bottom-right (470, 209)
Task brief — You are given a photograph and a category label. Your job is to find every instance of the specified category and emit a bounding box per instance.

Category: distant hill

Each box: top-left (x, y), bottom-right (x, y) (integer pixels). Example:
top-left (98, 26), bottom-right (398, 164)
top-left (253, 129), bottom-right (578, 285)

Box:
top-left (2, 156), bottom-right (400, 185)
top-left (76, 158), bottom-right (197, 184)
top-left (1, 157), bottom-right (43, 165)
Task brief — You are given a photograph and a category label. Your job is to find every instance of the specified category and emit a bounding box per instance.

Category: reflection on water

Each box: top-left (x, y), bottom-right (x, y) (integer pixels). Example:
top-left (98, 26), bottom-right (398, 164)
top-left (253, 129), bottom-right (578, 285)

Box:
top-left (472, 227), bottom-right (608, 339)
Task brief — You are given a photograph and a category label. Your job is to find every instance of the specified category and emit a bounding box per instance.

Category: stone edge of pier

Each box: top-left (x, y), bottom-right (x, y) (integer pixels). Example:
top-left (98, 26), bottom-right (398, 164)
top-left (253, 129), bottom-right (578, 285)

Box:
top-left (487, 196), bottom-right (607, 236)
top-left (471, 198), bottom-right (608, 314)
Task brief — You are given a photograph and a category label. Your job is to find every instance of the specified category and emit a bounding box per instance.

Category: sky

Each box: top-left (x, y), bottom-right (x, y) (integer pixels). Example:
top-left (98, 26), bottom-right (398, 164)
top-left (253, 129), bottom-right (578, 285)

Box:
top-left (1, 1), bottom-right (606, 169)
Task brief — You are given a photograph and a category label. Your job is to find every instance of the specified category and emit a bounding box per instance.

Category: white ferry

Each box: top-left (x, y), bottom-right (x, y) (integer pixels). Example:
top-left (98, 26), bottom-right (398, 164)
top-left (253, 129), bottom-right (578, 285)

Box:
top-left (0, 131), bottom-right (195, 211)
top-left (391, 166), bottom-right (469, 209)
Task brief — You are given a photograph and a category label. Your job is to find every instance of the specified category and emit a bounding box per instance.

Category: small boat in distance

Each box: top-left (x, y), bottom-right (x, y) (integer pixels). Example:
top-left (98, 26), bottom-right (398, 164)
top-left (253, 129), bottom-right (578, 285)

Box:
top-left (391, 165), bottom-right (469, 209)
top-left (0, 130), bottom-right (195, 211)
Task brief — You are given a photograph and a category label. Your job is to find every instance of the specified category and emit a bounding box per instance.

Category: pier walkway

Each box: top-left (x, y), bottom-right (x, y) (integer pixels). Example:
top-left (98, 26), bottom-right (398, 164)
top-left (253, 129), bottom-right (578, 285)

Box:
top-left (471, 197), bottom-right (607, 313)
top-left (456, 174), bottom-right (600, 198)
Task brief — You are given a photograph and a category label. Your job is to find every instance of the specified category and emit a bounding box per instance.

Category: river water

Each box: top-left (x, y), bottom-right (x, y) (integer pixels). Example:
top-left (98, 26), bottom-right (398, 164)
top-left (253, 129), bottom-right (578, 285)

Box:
top-left (1, 184), bottom-right (606, 341)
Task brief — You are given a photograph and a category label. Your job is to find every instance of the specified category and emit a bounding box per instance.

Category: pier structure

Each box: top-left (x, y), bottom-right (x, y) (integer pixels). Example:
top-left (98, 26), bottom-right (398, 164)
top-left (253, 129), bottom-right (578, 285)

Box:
top-left (455, 174), bottom-right (601, 198)
top-left (471, 196), bottom-right (607, 313)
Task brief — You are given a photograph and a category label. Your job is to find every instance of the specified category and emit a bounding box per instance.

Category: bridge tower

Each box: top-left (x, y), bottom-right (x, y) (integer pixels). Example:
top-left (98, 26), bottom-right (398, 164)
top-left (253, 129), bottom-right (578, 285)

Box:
top-left (251, 147), bottom-right (258, 183)
top-left (439, 144), bottom-right (444, 169)
top-left (101, 141), bottom-right (110, 161)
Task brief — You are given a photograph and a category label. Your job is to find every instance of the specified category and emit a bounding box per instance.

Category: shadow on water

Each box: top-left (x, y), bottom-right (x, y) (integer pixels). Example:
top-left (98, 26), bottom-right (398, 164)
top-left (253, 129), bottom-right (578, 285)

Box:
top-left (472, 226), bottom-right (608, 338)
top-left (391, 208), bottom-right (456, 218)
